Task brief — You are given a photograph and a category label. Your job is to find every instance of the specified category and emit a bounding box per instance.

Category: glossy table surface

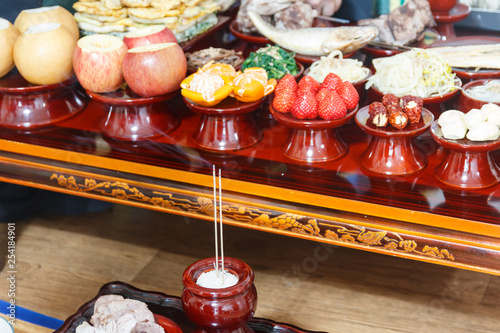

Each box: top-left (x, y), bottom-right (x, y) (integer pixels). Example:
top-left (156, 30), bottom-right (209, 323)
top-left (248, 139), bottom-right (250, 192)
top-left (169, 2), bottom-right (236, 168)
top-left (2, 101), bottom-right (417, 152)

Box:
top-left (0, 18), bottom-right (499, 276)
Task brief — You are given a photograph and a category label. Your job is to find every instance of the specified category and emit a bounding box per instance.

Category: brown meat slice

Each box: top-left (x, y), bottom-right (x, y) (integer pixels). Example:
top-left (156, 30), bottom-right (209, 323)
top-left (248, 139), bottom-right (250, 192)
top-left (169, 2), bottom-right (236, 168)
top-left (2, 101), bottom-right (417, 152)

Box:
top-left (358, 0), bottom-right (434, 46)
top-left (274, 2), bottom-right (317, 30)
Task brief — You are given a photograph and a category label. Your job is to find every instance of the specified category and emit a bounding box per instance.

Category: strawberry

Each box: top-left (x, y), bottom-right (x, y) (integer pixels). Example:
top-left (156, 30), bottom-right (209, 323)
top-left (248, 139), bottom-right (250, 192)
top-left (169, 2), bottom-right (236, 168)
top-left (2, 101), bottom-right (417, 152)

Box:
top-left (337, 80), bottom-right (359, 110)
top-left (297, 75), bottom-right (320, 96)
top-left (275, 74), bottom-right (297, 96)
top-left (272, 88), bottom-right (296, 113)
top-left (273, 74), bottom-right (298, 113)
top-left (315, 88), bottom-right (331, 105)
top-left (318, 90), bottom-right (347, 120)
top-left (320, 73), bottom-right (342, 94)
top-left (291, 91), bottom-right (318, 119)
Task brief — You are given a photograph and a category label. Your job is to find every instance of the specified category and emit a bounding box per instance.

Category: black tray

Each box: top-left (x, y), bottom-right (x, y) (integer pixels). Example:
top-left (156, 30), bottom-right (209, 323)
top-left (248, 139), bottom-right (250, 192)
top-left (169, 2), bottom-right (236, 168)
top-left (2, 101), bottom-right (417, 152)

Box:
top-left (54, 281), bottom-right (325, 333)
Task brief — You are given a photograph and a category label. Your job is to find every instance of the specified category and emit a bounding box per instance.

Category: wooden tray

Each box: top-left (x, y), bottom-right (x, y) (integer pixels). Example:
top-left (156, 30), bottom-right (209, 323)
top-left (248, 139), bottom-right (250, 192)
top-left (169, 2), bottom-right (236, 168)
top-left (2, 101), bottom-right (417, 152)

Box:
top-left (54, 281), bottom-right (325, 333)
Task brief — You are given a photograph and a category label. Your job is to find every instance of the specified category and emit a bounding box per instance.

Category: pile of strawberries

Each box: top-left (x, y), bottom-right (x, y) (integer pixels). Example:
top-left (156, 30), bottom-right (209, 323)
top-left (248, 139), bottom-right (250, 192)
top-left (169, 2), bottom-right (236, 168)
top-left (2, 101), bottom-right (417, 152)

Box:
top-left (272, 73), bottom-right (359, 120)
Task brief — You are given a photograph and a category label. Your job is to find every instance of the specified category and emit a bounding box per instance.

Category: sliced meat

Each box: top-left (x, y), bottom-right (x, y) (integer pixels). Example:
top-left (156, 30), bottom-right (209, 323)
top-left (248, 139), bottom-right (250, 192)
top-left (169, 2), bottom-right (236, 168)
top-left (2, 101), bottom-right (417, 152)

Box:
top-left (274, 2), bottom-right (317, 30)
top-left (358, 0), bottom-right (434, 46)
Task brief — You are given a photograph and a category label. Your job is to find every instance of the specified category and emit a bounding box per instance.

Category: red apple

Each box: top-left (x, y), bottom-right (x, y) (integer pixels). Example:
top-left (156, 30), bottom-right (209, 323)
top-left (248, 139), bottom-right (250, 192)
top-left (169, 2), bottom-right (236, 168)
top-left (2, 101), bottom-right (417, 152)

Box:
top-left (123, 25), bottom-right (177, 49)
top-left (73, 34), bottom-right (128, 93)
top-left (123, 42), bottom-right (187, 97)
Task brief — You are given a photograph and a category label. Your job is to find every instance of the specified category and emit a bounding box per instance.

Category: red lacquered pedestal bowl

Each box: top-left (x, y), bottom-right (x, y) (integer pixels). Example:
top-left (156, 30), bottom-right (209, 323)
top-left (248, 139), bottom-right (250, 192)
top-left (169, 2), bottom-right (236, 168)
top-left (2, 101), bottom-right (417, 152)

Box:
top-left (355, 106), bottom-right (434, 175)
top-left (184, 96), bottom-right (264, 151)
top-left (270, 104), bottom-right (358, 163)
top-left (428, 0), bottom-right (457, 12)
top-left (430, 121), bottom-right (500, 189)
top-left (458, 79), bottom-right (500, 111)
top-left (87, 86), bottom-right (179, 142)
top-left (429, 1), bottom-right (470, 40)
top-left (0, 69), bottom-right (86, 129)
top-left (182, 257), bottom-right (258, 333)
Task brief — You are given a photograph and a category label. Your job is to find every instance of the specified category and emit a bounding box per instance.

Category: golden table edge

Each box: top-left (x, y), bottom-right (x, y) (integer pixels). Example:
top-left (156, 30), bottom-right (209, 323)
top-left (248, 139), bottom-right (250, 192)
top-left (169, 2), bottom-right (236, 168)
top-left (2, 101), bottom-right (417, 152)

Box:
top-left (0, 138), bottom-right (499, 277)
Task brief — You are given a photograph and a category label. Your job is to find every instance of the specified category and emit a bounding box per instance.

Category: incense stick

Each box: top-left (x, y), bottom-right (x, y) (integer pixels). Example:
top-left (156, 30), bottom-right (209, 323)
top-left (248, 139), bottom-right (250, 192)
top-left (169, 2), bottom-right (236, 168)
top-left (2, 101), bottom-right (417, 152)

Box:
top-left (219, 168), bottom-right (224, 283)
top-left (212, 165), bottom-right (227, 283)
top-left (212, 165), bottom-right (219, 275)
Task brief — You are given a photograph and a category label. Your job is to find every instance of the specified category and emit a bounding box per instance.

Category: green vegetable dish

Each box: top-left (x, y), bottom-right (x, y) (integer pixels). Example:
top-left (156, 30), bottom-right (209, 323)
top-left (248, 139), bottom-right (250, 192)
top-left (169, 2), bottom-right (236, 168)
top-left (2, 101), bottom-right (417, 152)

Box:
top-left (242, 44), bottom-right (298, 80)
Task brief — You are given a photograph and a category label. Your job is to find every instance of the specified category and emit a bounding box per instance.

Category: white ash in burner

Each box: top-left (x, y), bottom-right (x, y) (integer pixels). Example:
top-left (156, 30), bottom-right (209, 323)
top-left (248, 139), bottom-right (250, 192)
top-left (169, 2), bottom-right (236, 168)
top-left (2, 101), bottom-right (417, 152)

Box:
top-left (197, 269), bottom-right (238, 289)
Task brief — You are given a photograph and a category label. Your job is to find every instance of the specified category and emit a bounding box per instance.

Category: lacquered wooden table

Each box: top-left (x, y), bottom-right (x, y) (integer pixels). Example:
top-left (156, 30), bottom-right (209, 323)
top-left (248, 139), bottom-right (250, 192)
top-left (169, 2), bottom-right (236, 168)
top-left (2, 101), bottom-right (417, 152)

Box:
top-left (1, 81), bottom-right (499, 276)
top-left (0, 20), bottom-right (499, 277)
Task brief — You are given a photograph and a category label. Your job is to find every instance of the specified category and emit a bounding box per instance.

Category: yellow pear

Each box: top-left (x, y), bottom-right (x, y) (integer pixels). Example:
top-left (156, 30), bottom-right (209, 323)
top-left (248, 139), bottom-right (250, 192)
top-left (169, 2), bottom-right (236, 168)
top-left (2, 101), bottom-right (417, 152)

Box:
top-left (14, 22), bottom-right (76, 85)
top-left (0, 18), bottom-right (19, 78)
top-left (14, 6), bottom-right (79, 41)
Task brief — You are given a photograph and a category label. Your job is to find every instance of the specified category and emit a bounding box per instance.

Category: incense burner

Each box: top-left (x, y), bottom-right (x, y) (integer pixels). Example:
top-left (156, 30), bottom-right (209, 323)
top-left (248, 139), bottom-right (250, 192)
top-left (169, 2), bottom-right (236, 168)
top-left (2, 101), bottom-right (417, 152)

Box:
top-left (182, 257), bottom-right (257, 333)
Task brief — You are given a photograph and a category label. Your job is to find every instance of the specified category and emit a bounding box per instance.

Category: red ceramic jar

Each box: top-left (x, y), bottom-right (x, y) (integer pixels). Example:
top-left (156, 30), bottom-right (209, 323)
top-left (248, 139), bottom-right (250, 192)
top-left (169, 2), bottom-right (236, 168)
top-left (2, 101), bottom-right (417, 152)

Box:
top-left (182, 257), bottom-right (257, 333)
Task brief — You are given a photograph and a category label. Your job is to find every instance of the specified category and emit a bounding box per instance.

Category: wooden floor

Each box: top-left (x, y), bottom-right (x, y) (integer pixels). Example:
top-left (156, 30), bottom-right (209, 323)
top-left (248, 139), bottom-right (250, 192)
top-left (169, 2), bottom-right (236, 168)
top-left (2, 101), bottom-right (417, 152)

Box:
top-left (1, 203), bottom-right (500, 333)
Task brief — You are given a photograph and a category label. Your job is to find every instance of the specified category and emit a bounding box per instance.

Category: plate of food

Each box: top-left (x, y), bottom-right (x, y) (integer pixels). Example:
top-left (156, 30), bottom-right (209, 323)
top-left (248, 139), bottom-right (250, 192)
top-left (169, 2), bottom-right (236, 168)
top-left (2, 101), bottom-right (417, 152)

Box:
top-left (429, 36), bottom-right (500, 80)
top-left (229, 2), bottom-right (338, 47)
top-left (355, 97), bottom-right (434, 175)
top-left (366, 48), bottom-right (461, 115)
top-left (72, 0), bottom-right (227, 47)
top-left (181, 65), bottom-right (276, 151)
top-left (55, 281), bottom-right (322, 333)
top-left (304, 50), bottom-right (372, 102)
top-left (458, 79), bottom-right (500, 111)
top-left (241, 44), bottom-right (304, 80)
top-left (358, 0), bottom-right (439, 58)
top-left (356, 100), bottom-right (434, 137)
top-left (230, 19), bottom-right (359, 64)
top-left (230, 9), bottom-right (377, 63)
top-left (431, 106), bottom-right (500, 149)
top-left (185, 47), bottom-right (245, 74)
top-left (430, 106), bottom-right (500, 189)
top-left (269, 73), bottom-right (360, 163)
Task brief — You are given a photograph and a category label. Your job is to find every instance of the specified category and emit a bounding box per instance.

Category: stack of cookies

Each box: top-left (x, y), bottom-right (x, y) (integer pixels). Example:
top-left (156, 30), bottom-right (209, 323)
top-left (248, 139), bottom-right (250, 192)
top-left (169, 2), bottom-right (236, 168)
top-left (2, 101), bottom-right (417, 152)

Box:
top-left (72, 0), bottom-right (229, 41)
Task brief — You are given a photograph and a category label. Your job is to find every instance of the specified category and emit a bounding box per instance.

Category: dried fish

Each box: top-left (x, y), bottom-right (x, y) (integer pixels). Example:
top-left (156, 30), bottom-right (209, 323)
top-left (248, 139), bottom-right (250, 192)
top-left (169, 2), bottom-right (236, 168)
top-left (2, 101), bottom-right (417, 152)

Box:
top-left (429, 44), bottom-right (500, 69)
top-left (247, 10), bottom-right (378, 56)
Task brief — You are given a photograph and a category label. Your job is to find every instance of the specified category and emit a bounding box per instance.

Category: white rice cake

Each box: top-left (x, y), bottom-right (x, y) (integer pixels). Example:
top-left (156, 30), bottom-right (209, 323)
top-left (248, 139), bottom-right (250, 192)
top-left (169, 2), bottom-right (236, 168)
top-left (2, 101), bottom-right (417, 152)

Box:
top-left (482, 103), bottom-right (500, 127)
top-left (467, 122), bottom-right (500, 141)
top-left (441, 119), bottom-right (468, 140)
top-left (438, 110), bottom-right (465, 127)
top-left (464, 108), bottom-right (487, 129)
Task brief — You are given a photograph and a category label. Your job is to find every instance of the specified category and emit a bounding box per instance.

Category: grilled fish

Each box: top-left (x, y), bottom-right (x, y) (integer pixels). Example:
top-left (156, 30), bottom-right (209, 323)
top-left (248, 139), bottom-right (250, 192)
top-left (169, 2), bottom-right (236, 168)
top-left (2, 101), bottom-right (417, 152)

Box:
top-left (247, 10), bottom-right (378, 56)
